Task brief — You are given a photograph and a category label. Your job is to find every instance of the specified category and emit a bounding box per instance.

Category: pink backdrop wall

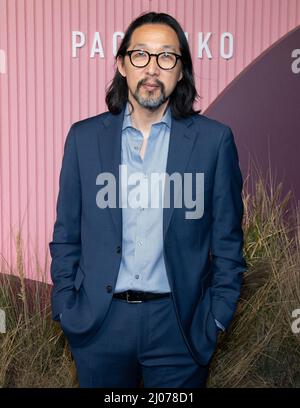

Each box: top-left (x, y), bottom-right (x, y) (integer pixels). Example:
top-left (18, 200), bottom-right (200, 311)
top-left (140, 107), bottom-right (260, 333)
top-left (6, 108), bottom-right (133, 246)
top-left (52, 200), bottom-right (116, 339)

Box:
top-left (1, 0), bottom-right (300, 282)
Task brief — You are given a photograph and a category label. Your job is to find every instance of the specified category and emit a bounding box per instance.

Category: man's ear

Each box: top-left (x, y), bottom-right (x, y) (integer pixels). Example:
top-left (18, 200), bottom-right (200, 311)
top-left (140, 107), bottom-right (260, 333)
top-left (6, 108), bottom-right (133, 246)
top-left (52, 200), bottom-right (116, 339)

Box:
top-left (116, 56), bottom-right (126, 78)
top-left (178, 70), bottom-right (183, 82)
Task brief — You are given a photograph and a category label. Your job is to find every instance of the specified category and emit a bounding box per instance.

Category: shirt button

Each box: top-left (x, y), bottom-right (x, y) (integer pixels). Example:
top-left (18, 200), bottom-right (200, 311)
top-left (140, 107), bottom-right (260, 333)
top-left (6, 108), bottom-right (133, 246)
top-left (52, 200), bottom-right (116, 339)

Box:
top-left (106, 285), bottom-right (113, 293)
top-left (137, 240), bottom-right (143, 246)
top-left (135, 275), bottom-right (140, 279)
top-left (116, 246), bottom-right (121, 254)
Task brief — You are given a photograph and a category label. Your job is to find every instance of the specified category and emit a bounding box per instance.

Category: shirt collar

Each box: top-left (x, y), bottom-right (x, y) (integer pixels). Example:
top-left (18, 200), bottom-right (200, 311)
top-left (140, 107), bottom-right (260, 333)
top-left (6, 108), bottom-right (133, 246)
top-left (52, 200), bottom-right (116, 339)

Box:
top-left (122, 102), bottom-right (171, 131)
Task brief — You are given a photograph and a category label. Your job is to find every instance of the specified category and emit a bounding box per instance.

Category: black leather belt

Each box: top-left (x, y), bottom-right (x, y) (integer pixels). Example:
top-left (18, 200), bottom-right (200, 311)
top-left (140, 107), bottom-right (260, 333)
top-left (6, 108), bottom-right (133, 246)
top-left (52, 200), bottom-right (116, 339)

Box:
top-left (113, 290), bottom-right (171, 303)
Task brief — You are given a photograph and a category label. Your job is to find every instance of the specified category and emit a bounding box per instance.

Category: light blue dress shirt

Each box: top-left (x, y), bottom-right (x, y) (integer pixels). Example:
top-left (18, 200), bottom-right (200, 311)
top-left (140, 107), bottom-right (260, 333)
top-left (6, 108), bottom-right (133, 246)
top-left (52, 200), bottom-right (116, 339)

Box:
top-left (115, 102), bottom-right (171, 294)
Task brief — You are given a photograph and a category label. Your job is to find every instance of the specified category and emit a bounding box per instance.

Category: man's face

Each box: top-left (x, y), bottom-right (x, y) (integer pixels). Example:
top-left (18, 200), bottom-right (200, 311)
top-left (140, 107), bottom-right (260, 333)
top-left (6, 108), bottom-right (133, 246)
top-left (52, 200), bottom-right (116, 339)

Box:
top-left (117, 24), bottom-right (183, 112)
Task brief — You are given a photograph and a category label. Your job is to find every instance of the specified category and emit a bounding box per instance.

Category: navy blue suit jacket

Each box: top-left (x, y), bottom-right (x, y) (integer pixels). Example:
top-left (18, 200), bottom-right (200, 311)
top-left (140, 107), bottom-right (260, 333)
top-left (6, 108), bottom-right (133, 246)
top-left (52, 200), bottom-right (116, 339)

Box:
top-left (49, 106), bottom-right (247, 366)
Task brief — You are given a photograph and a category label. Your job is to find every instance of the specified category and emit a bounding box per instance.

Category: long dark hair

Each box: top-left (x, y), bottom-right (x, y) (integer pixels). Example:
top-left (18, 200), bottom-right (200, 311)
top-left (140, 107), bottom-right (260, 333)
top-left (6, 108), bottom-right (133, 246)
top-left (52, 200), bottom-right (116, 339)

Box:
top-left (105, 12), bottom-right (201, 118)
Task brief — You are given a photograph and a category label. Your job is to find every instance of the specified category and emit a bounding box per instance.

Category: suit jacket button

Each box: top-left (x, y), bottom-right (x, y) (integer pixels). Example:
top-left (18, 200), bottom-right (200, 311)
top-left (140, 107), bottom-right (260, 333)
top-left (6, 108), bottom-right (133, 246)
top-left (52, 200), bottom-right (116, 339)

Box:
top-left (116, 246), bottom-right (121, 254)
top-left (106, 285), bottom-right (113, 293)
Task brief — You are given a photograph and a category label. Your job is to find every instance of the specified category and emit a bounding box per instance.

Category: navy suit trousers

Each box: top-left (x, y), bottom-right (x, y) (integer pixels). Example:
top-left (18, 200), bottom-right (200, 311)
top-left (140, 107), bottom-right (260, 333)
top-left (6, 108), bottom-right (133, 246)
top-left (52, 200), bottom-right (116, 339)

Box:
top-left (69, 295), bottom-right (210, 388)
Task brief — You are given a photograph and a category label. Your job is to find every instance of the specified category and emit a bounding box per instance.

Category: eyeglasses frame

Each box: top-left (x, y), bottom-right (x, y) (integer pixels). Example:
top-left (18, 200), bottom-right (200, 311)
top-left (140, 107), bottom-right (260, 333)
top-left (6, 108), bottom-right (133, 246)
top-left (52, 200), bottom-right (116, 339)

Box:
top-left (125, 49), bottom-right (182, 70)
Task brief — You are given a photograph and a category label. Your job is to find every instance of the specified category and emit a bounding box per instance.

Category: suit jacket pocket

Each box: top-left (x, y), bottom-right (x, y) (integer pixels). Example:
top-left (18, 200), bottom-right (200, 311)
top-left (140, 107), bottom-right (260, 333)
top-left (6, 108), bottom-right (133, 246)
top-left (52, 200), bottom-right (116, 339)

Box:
top-left (73, 266), bottom-right (85, 291)
top-left (60, 267), bottom-right (84, 322)
top-left (205, 309), bottom-right (219, 344)
top-left (188, 287), bottom-right (220, 365)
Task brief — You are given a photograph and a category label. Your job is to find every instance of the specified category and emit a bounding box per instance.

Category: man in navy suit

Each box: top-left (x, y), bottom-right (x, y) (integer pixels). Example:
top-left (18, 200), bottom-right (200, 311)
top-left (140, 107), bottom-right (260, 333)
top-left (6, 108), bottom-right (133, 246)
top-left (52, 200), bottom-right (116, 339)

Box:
top-left (49, 12), bottom-right (246, 388)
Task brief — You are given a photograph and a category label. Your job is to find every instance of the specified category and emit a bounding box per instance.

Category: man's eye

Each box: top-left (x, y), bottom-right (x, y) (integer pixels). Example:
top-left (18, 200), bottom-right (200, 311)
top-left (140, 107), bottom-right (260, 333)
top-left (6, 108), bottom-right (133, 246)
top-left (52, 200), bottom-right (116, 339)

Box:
top-left (161, 52), bottom-right (172, 59)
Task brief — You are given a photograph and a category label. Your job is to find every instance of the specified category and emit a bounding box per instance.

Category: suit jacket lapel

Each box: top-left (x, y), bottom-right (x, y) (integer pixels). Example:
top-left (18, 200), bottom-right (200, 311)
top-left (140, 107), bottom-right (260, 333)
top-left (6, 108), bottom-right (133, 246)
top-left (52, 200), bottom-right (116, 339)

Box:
top-left (163, 115), bottom-right (197, 240)
top-left (97, 107), bottom-right (125, 240)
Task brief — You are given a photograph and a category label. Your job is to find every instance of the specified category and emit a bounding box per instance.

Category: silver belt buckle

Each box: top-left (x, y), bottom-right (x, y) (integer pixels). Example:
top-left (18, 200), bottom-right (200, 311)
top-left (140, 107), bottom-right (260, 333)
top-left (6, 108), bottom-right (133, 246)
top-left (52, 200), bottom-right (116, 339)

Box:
top-left (126, 291), bottom-right (142, 303)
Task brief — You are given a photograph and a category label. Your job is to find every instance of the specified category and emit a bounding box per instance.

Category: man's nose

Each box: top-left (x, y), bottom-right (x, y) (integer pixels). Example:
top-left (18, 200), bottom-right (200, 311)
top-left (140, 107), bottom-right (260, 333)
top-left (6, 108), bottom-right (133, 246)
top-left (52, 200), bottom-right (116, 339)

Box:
top-left (145, 55), bottom-right (160, 75)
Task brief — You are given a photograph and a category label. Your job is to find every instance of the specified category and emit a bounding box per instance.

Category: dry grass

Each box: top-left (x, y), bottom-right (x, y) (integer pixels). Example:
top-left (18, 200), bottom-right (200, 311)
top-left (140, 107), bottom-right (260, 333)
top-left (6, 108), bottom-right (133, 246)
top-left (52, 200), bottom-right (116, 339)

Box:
top-left (208, 170), bottom-right (300, 388)
top-left (0, 170), bottom-right (299, 387)
top-left (0, 252), bottom-right (77, 388)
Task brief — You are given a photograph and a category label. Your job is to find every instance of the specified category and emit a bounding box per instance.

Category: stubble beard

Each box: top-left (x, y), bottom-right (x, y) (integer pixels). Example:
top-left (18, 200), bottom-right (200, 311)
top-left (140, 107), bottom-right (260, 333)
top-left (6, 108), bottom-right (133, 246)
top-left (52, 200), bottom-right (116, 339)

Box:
top-left (132, 80), bottom-right (168, 112)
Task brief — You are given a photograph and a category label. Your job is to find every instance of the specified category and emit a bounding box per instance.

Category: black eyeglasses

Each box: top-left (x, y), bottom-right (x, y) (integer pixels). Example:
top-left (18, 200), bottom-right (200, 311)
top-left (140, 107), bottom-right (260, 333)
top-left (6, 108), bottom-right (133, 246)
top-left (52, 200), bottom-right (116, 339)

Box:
top-left (125, 50), bottom-right (182, 70)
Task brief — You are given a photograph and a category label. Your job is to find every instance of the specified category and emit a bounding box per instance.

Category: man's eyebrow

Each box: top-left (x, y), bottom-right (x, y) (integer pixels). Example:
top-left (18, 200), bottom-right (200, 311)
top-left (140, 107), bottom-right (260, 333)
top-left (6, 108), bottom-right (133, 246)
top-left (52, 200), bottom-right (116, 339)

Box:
top-left (161, 45), bottom-right (178, 52)
top-left (132, 43), bottom-right (148, 48)
top-left (132, 43), bottom-right (178, 52)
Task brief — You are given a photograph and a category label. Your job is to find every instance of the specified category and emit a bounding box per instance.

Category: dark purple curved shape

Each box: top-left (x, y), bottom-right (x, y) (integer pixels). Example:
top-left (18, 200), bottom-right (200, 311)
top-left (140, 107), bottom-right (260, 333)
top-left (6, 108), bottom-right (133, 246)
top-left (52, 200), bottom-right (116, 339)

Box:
top-left (205, 26), bottom-right (300, 204)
